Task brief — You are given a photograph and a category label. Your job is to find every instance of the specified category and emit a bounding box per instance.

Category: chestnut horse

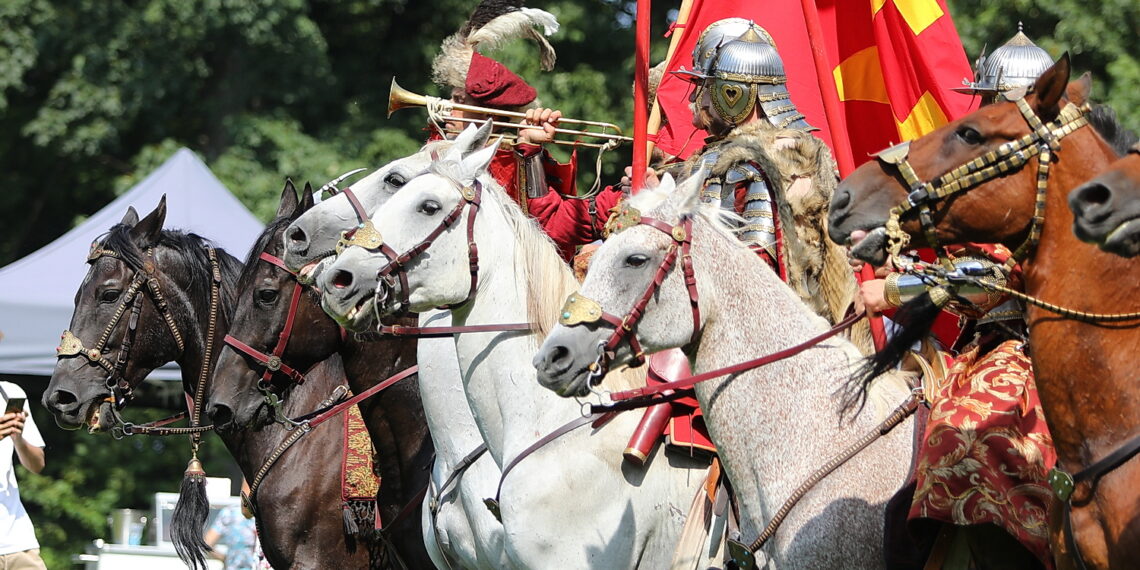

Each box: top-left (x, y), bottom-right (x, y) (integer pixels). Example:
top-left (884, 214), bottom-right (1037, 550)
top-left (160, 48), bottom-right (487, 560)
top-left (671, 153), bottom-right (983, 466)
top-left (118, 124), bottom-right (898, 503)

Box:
top-left (827, 55), bottom-right (1140, 569)
top-left (206, 182), bottom-right (434, 569)
top-left (41, 198), bottom-right (371, 569)
top-left (1069, 147), bottom-right (1140, 257)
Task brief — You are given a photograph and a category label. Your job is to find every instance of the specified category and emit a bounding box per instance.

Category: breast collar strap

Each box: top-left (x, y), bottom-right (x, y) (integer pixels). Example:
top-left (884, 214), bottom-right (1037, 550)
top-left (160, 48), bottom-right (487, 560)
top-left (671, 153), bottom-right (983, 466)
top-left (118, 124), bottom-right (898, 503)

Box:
top-left (558, 211), bottom-right (700, 385)
top-left (875, 99), bottom-right (1090, 269)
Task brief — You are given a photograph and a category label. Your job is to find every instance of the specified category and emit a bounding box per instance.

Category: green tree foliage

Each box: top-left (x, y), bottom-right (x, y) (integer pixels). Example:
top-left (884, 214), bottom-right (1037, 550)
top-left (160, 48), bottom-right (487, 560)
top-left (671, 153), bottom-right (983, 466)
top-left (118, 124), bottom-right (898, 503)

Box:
top-left (947, 0), bottom-right (1140, 131)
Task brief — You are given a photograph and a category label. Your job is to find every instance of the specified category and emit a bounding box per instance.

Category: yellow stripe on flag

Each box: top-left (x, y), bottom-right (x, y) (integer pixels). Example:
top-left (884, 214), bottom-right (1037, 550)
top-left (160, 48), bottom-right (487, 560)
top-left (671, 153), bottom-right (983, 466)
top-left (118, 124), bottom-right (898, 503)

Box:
top-left (833, 46), bottom-right (889, 104)
top-left (896, 91), bottom-right (948, 141)
top-left (891, 0), bottom-right (943, 36)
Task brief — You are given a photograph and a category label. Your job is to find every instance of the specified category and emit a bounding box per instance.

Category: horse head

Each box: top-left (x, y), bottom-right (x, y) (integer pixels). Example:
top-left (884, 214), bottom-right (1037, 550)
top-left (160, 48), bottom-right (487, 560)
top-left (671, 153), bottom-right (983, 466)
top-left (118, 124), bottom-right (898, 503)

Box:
top-left (208, 181), bottom-right (343, 433)
top-left (318, 123), bottom-right (501, 329)
top-left (1069, 150), bottom-right (1140, 257)
top-left (534, 173), bottom-right (719, 397)
top-left (828, 54), bottom-right (1108, 265)
top-left (282, 123), bottom-right (492, 282)
top-left (45, 196), bottom-right (242, 431)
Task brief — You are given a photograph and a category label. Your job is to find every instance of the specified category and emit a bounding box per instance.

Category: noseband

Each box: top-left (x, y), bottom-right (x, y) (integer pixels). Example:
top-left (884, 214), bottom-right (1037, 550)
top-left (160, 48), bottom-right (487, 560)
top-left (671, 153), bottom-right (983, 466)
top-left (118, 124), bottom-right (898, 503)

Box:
top-left (875, 97), bottom-right (1090, 269)
top-left (56, 242), bottom-right (192, 408)
top-left (557, 207), bottom-right (700, 384)
top-left (336, 177), bottom-right (484, 315)
top-left (223, 252), bottom-right (309, 395)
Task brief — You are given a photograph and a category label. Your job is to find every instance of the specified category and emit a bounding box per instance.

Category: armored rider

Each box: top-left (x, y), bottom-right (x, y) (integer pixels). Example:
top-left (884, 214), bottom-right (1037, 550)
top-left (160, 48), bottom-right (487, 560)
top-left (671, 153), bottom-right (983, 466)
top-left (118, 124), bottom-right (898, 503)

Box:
top-left (858, 25), bottom-right (1057, 569)
top-left (430, 0), bottom-right (624, 262)
top-left (671, 21), bottom-right (867, 337)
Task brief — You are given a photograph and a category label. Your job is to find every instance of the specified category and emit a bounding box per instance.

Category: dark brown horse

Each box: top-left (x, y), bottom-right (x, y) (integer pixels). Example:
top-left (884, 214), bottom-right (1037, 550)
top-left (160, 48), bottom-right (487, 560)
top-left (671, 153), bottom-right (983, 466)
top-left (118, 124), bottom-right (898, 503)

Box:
top-left (828, 56), bottom-right (1140, 569)
top-left (1070, 149), bottom-right (1140, 257)
top-left (42, 197), bottom-right (372, 569)
top-left (206, 182), bottom-right (433, 569)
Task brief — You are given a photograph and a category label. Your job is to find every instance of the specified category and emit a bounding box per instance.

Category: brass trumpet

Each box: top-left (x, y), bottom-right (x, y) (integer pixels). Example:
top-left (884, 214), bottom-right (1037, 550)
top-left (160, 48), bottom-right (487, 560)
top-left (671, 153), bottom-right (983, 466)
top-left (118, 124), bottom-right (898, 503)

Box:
top-left (388, 78), bottom-right (633, 147)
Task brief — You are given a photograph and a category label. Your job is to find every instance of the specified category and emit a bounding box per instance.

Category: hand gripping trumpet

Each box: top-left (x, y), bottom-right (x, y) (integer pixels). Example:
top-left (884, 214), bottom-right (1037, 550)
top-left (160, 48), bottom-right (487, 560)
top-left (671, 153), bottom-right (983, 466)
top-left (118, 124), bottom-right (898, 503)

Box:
top-left (388, 78), bottom-right (632, 149)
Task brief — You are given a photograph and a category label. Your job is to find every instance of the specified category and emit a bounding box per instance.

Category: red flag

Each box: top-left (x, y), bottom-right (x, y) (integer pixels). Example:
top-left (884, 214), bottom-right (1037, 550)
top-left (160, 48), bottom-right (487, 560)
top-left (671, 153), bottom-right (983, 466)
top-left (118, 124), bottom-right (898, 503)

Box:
top-left (654, 0), bottom-right (974, 175)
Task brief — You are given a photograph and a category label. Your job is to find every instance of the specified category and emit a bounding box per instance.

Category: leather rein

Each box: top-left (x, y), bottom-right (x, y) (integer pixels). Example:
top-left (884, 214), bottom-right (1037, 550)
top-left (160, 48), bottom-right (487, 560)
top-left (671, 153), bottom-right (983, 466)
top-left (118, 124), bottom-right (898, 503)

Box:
top-left (55, 241), bottom-right (220, 438)
top-left (552, 207), bottom-right (919, 563)
top-left (873, 96), bottom-right (1135, 570)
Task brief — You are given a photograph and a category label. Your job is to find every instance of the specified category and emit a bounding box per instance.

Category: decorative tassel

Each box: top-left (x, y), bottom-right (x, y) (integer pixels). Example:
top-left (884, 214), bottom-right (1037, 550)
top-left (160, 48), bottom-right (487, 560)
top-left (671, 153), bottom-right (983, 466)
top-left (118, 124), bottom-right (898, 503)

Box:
top-left (343, 501), bottom-right (360, 536)
top-left (171, 454), bottom-right (211, 570)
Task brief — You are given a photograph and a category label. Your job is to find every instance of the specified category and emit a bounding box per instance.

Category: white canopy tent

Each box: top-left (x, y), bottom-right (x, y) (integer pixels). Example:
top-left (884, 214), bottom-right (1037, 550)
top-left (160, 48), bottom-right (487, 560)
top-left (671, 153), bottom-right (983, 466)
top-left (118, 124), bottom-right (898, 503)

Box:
top-left (0, 148), bottom-right (264, 379)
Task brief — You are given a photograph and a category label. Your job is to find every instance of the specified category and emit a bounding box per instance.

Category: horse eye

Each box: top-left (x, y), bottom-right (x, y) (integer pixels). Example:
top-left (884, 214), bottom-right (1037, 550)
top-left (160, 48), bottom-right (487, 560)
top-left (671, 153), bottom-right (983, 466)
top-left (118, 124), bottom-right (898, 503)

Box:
top-left (956, 126), bottom-right (984, 146)
top-left (99, 289), bottom-right (122, 304)
top-left (257, 289), bottom-right (279, 304)
top-left (625, 254), bottom-right (650, 268)
top-left (384, 173), bottom-right (406, 188)
top-left (419, 200), bottom-right (442, 215)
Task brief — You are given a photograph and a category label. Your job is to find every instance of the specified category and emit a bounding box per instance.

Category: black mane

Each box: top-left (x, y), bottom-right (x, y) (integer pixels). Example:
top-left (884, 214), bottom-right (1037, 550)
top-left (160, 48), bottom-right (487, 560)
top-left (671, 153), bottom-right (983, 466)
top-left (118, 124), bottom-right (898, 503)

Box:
top-left (1088, 104), bottom-right (1139, 157)
top-left (237, 215), bottom-right (294, 292)
top-left (99, 224), bottom-right (244, 322)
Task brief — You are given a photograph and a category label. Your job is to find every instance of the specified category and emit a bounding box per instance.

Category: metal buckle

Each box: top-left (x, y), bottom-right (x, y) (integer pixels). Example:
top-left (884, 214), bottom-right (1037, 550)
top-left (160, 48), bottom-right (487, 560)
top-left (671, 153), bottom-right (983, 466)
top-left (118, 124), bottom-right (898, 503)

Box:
top-left (266, 355), bottom-right (282, 372)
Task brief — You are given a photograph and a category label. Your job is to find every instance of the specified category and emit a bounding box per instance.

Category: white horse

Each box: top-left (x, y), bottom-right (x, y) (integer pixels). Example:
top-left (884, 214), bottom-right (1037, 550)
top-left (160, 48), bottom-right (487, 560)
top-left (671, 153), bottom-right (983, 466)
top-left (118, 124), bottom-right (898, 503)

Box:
top-left (533, 173), bottom-right (917, 569)
top-left (281, 130), bottom-right (510, 569)
top-left (317, 129), bottom-right (709, 569)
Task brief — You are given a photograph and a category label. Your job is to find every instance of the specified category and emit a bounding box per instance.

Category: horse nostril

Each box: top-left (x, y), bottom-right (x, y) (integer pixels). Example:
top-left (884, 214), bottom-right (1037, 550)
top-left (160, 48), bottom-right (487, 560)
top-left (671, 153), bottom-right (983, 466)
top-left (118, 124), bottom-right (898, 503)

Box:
top-left (331, 269), bottom-right (354, 289)
top-left (208, 403), bottom-right (233, 428)
top-left (832, 189), bottom-right (851, 212)
top-left (1075, 182), bottom-right (1111, 208)
top-left (46, 390), bottom-right (79, 411)
top-left (287, 226), bottom-right (309, 252)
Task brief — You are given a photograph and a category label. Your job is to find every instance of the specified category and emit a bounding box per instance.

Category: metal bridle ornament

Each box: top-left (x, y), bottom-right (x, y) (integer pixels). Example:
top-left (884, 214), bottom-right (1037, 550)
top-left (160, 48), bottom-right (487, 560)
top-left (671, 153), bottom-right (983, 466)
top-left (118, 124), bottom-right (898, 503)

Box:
top-left (558, 208), bottom-right (701, 385)
top-left (56, 243), bottom-right (188, 410)
top-left (875, 98), bottom-right (1090, 271)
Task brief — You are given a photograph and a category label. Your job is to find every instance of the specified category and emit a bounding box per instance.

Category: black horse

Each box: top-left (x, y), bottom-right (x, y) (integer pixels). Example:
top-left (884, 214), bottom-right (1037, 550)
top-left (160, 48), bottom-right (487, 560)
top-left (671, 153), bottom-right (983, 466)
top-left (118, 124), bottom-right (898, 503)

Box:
top-left (43, 197), bottom-right (373, 568)
top-left (206, 182), bottom-right (434, 569)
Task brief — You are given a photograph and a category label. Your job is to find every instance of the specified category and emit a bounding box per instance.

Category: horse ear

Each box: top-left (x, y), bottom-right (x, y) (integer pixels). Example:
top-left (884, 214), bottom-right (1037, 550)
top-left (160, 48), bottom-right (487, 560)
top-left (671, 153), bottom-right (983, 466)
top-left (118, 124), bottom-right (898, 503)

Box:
top-left (1066, 72), bottom-right (1093, 107)
top-left (120, 206), bottom-right (140, 228)
top-left (277, 179), bottom-right (299, 218)
top-left (445, 121), bottom-right (493, 162)
top-left (300, 182), bottom-right (315, 211)
top-left (672, 172), bottom-right (704, 218)
top-left (131, 195), bottom-right (167, 244)
top-left (460, 136), bottom-right (502, 182)
top-left (1031, 52), bottom-right (1071, 122)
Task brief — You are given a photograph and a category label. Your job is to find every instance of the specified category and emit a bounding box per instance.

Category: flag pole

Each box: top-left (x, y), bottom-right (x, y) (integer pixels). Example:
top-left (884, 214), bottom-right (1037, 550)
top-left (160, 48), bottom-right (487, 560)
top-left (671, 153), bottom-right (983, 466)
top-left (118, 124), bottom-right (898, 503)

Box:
top-left (798, 0), bottom-right (886, 349)
top-left (631, 0), bottom-right (652, 194)
top-left (645, 0), bottom-right (695, 162)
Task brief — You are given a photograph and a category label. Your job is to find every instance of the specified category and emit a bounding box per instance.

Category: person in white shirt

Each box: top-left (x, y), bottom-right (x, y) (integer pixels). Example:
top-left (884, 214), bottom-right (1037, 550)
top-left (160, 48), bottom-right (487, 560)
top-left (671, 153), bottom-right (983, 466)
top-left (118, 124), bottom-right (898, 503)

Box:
top-left (0, 381), bottom-right (46, 570)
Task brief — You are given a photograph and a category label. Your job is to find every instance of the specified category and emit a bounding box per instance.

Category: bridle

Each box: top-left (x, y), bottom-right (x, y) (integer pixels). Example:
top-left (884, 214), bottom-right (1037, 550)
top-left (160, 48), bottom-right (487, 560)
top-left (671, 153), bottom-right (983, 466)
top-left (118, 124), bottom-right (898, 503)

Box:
top-left (557, 206), bottom-right (701, 385)
top-left (223, 252), bottom-right (311, 424)
top-left (874, 97), bottom-right (1090, 271)
top-left (57, 242), bottom-right (189, 409)
top-left (56, 239), bottom-right (222, 441)
top-left (336, 176), bottom-right (484, 316)
top-left (552, 205), bottom-right (913, 565)
top-left (872, 97), bottom-right (1140, 570)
